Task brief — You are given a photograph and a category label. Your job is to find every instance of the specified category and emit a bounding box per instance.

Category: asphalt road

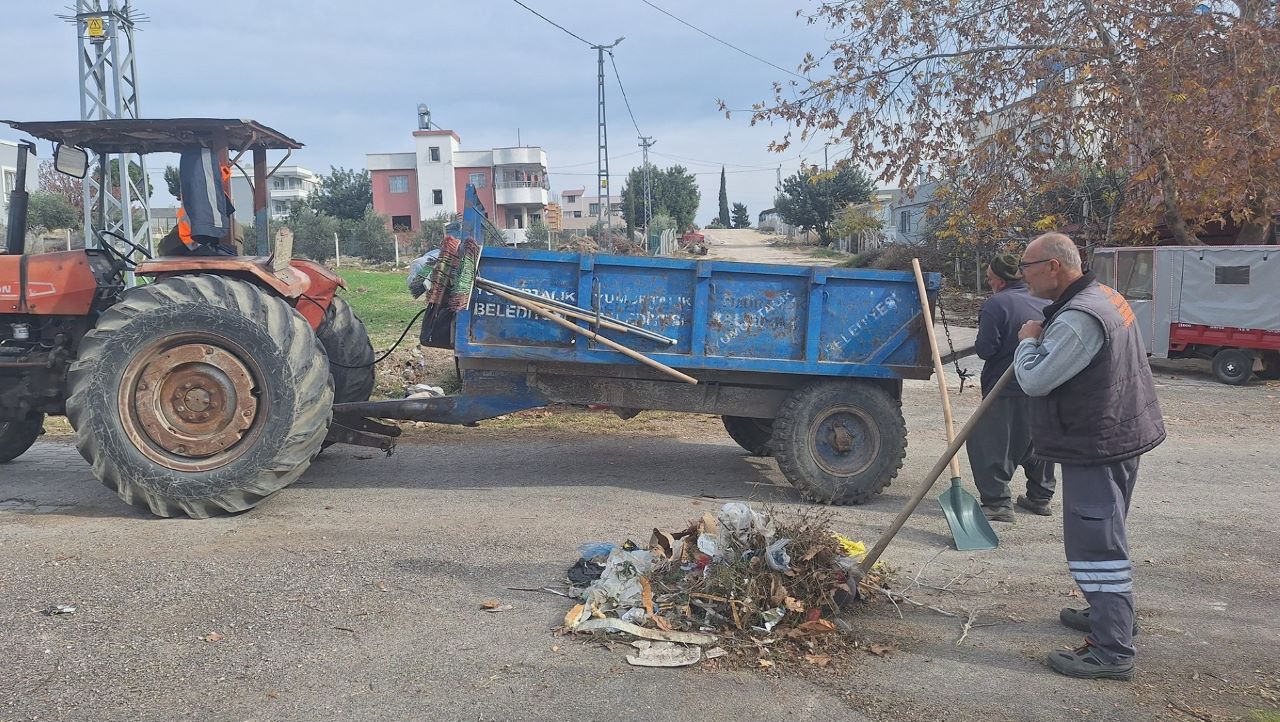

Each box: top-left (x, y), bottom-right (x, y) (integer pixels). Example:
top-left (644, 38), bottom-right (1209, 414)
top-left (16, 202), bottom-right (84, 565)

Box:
top-left (2, 351), bottom-right (1277, 722)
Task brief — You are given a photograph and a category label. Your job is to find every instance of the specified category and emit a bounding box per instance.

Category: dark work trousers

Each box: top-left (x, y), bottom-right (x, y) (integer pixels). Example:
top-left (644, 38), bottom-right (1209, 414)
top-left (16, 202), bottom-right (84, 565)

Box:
top-left (1063, 458), bottom-right (1140, 664)
top-left (965, 394), bottom-right (1057, 509)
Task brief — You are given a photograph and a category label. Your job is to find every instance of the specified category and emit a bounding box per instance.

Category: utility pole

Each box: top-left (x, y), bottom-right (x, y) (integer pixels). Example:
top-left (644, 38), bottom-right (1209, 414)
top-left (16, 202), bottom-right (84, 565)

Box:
top-left (638, 135), bottom-right (656, 245)
top-left (62, 1), bottom-right (152, 262)
top-left (824, 143), bottom-right (830, 171)
top-left (593, 37), bottom-right (624, 247)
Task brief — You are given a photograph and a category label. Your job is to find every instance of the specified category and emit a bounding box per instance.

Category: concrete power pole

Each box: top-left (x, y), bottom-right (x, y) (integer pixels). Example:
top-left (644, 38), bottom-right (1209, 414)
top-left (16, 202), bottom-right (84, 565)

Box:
top-left (638, 135), bottom-right (656, 246)
top-left (63, 1), bottom-right (152, 260)
top-left (593, 37), bottom-right (624, 247)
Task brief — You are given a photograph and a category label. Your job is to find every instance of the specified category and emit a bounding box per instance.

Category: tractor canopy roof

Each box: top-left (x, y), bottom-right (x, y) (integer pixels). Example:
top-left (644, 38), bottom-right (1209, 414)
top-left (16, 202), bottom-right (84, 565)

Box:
top-left (1, 118), bottom-right (303, 154)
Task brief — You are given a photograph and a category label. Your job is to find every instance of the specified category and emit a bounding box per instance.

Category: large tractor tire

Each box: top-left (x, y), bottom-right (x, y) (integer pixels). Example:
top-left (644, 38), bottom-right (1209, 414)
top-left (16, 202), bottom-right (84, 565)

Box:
top-left (0, 413), bottom-right (44, 464)
top-left (771, 380), bottom-right (906, 505)
top-left (65, 275), bottom-right (333, 518)
top-left (315, 296), bottom-right (375, 403)
top-left (721, 415), bottom-right (774, 456)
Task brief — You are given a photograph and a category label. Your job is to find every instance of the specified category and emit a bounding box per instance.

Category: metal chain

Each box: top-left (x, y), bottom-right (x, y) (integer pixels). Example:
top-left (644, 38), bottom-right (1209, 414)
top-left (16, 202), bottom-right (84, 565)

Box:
top-left (936, 290), bottom-right (974, 394)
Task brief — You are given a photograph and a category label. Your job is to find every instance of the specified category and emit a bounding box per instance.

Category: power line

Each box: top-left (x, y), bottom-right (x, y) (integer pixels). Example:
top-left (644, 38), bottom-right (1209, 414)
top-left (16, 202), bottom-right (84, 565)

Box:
top-left (509, 0), bottom-right (593, 46)
top-left (650, 150), bottom-right (784, 171)
top-left (608, 52), bottom-right (643, 136)
top-left (638, 0), bottom-right (808, 81)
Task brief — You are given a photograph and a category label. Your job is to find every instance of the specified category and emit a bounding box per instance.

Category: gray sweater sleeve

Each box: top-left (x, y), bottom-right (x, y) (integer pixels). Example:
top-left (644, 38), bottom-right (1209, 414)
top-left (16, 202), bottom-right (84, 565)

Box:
top-left (1013, 310), bottom-right (1106, 397)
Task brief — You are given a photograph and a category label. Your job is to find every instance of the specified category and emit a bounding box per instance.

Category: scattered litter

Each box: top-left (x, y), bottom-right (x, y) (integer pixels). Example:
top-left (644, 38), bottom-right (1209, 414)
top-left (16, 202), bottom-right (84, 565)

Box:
top-left (757, 659), bottom-right (775, 669)
top-left (480, 599), bottom-right (513, 613)
top-left (868, 642), bottom-right (897, 657)
top-left (561, 503), bottom-right (895, 670)
top-left (44, 604), bottom-right (77, 616)
top-left (573, 618), bottom-right (717, 646)
top-left (804, 654), bottom-right (832, 667)
top-left (626, 640), bottom-right (702, 667)
top-left (705, 646), bottom-right (728, 660)
top-left (200, 631), bottom-right (224, 643)
top-left (405, 384), bottom-right (445, 398)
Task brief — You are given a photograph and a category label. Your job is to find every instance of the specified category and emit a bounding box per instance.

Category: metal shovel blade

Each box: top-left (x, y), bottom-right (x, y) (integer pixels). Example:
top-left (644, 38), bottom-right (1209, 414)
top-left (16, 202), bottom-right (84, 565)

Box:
top-left (937, 477), bottom-right (999, 551)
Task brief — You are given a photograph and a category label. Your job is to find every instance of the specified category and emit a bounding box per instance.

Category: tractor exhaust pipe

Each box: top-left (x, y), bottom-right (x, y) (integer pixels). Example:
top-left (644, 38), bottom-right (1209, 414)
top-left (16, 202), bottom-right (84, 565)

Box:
top-left (4, 141), bottom-right (34, 255)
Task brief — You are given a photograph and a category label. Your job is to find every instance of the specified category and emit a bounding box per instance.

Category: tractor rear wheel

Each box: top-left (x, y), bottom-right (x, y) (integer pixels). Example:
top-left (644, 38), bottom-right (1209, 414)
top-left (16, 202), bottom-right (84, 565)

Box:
top-left (0, 413), bottom-right (44, 464)
top-left (65, 275), bottom-right (333, 518)
top-left (771, 380), bottom-right (906, 505)
top-left (315, 296), bottom-right (375, 403)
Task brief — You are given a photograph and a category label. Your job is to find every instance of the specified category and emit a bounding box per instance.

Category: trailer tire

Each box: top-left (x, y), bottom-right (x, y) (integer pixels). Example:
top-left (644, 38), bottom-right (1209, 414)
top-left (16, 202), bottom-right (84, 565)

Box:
top-left (1211, 348), bottom-right (1254, 386)
top-left (66, 275), bottom-right (333, 518)
top-left (0, 414), bottom-right (44, 464)
top-left (721, 416), bottom-right (773, 456)
top-left (315, 296), bottom-right (376, 403)
top-left (772, 380), bottom-right (905, 505)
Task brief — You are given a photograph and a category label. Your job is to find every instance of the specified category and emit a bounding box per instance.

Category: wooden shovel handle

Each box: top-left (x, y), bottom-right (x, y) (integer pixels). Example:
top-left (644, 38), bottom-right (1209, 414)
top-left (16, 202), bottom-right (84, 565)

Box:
top-left (911, 258), bottom-right (962, 477)
top-left (859, 365), bottom-right (1015, 576)
top-left (485, 285), bottom-right (699, 385)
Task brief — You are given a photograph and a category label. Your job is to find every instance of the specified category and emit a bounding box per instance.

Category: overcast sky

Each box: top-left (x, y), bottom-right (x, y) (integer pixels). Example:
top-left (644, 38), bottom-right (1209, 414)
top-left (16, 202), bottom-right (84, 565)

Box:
top-left (1, 1), bottom-right (850, 224)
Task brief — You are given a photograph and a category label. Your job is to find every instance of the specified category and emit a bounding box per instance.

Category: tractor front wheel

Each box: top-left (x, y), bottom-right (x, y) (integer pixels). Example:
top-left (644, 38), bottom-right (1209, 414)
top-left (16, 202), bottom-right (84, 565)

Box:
top-left (65, 275), bottom-right (333, 518)
top-left (0, 413), bottom-right (44, 464)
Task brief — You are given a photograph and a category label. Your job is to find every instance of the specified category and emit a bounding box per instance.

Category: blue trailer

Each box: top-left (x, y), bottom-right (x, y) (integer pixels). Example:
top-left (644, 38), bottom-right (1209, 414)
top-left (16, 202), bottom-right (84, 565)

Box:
top-left (334, 190), bottom-right (940, 504)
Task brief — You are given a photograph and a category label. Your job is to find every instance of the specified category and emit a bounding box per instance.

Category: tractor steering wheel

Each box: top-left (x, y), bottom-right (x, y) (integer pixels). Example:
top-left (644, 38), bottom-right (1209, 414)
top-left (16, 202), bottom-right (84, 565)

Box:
top-left (95, 229), bottom-right (153, 269)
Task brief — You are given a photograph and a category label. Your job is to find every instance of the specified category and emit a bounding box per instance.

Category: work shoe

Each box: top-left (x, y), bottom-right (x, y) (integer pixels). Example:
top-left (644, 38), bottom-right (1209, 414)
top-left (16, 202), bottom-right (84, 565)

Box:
top-left (1016, 495), bottom-right (1053, 516)
top-left (1046, 642), bottom-right (1134, 681)
top-left (982, 505), bottom-right (1015, 523)
top-left (1060, 607), bottom-right (1140, 636)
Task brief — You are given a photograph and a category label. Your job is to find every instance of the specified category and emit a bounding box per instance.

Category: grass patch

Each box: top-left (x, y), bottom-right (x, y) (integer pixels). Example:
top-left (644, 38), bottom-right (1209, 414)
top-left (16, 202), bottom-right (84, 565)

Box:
top-left (335, 269), bottom-right (424, 349)
top-left (804, 247), bottom-right (849, 260)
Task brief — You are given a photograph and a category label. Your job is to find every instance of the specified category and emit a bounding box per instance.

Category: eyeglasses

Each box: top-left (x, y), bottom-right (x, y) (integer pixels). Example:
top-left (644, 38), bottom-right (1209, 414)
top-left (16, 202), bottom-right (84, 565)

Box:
top-left (1017, 258), bottom-right (1056, 270)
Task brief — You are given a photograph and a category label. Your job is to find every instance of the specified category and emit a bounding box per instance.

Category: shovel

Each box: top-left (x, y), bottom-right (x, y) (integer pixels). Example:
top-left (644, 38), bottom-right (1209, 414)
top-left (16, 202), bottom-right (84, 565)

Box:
top-left (911, 259), bottom-right (999, 551)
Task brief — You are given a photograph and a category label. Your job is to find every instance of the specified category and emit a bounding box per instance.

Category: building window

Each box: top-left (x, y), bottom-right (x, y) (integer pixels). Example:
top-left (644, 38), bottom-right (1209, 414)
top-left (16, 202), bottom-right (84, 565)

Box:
top-left (392, 215), bottom-right (412, 232)
top-left (272, 178), bottom-right (285, 190)
top-left (898, 210), bottom-right (910, 234)
top-left (531, 214), bottom-right (541, 223)
top-left (432, 189), bottom-right (444, 205)
top-left (589, 203), bottom-right (600, 216)
top-left (389, 175), bottom-right (409, 194)
top-left (573, 211), bottom-right (582, 218)
top-left (2, 170), bottom-right (13, 195)
top-left (565, 195), bottom-right (577, 204)
top-left (429, 146), bottom-right (441, 162)
top-left (468, 172), bottom-right (486, 188)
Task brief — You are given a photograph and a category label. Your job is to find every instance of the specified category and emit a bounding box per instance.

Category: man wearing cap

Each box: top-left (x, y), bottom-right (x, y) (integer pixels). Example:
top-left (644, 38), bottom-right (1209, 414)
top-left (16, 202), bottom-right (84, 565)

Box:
top-left (966, 252), bottom-right (1057, 523)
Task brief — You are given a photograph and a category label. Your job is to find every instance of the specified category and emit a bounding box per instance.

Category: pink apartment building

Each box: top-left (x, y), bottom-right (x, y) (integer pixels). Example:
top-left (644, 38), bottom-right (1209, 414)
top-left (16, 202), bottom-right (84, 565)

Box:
top-left (368, 118), bottom-right (549, 234)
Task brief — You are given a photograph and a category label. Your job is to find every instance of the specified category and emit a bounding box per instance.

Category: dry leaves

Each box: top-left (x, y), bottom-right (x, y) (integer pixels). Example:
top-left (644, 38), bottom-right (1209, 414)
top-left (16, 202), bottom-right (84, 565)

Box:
top-left (199, 631), bottom-right (223, 643)
top-left (868, 642), bottom-right (897, 657)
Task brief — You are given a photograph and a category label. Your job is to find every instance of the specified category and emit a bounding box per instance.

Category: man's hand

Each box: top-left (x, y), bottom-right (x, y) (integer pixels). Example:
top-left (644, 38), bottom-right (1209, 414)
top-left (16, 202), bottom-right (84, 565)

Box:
top-left (1018, 320), bottom-right (1043, 342)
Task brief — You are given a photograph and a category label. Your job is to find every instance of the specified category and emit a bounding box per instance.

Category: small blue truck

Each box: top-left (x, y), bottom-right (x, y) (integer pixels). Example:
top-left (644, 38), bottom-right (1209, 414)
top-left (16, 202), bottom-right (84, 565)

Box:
top-left (335, 189), bottom-right (940, 505)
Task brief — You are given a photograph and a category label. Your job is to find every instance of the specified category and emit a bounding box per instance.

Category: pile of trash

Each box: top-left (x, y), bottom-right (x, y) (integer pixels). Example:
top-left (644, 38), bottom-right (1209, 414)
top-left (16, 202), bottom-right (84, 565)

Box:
top-left (561, 503), bottom-right (890, 666)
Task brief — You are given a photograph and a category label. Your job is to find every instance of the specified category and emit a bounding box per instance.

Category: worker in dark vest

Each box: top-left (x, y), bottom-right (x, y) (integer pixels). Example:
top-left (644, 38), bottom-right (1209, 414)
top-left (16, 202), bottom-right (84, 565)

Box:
top-left (966, 252), bottom-right (1056, 523)
top-left (1015, 232), bottom-right (1166, 681)
top-left (158, 147), bottom-right (237, 256)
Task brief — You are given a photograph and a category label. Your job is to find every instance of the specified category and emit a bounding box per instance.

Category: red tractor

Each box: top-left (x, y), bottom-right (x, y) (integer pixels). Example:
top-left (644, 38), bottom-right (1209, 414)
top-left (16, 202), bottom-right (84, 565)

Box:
top-left (1, 119), bottom-right (385, 517)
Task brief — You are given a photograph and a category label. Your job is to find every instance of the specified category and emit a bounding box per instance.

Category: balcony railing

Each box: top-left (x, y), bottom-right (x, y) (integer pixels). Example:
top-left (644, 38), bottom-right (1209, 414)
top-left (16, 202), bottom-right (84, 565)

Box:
top-left (495, 180), bottom-right (550, 191)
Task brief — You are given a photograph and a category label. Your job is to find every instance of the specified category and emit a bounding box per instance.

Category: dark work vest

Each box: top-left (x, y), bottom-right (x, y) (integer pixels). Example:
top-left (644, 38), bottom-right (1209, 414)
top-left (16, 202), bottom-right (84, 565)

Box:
top-left (1029, 280), bottom-right (1166, 465)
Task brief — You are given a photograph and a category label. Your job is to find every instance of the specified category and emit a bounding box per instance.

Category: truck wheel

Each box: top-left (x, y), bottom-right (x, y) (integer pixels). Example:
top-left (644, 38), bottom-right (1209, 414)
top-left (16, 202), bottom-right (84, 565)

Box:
top-left (65, 275), bottom-right (333, 518)
top-left (772, 380), bottom-right (906, 505)
top-left (1211, 349), bottom-right (1254, 386)
top-left (1259, 351), bottom-right (1280, 381)
top-left (721, 416), bottom-right (773, 456)
top-left (0, 414), bottom-right (44, 463)
top-left (315, 296), bottom-right (375, 403)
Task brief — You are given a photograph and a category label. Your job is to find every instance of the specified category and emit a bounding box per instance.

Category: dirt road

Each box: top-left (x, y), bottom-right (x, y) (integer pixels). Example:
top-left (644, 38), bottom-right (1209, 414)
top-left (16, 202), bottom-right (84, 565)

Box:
top-left (2, 350), bottom-right (1277, 721)
top-left (702, 228), bottom-right (841, 266)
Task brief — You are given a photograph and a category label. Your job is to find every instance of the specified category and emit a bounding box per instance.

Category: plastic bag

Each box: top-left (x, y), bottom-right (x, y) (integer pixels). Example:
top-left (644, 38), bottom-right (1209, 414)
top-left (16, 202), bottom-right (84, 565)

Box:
top-left (715, 502), bottom-right (775, 543)
top-left (765, 538), bottom-right (792, 572)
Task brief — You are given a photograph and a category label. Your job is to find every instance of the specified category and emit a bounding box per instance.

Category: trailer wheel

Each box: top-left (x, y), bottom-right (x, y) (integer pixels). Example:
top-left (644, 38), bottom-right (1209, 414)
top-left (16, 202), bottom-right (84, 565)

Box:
top-left (1211, 348), bottom-right (1254, 386)
top-left (315, 296), bottom-right (376, 403)
top-left (722, 416), bottom-right (773, 456)
top-left (65, 275), bottom-right (333, 518)
top-left (0, 414), bottom-right (44, 464)
top-left (1259, 351), bottom-right (1280, 381)
top-left (772, 380), bottom-right (905, 504)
